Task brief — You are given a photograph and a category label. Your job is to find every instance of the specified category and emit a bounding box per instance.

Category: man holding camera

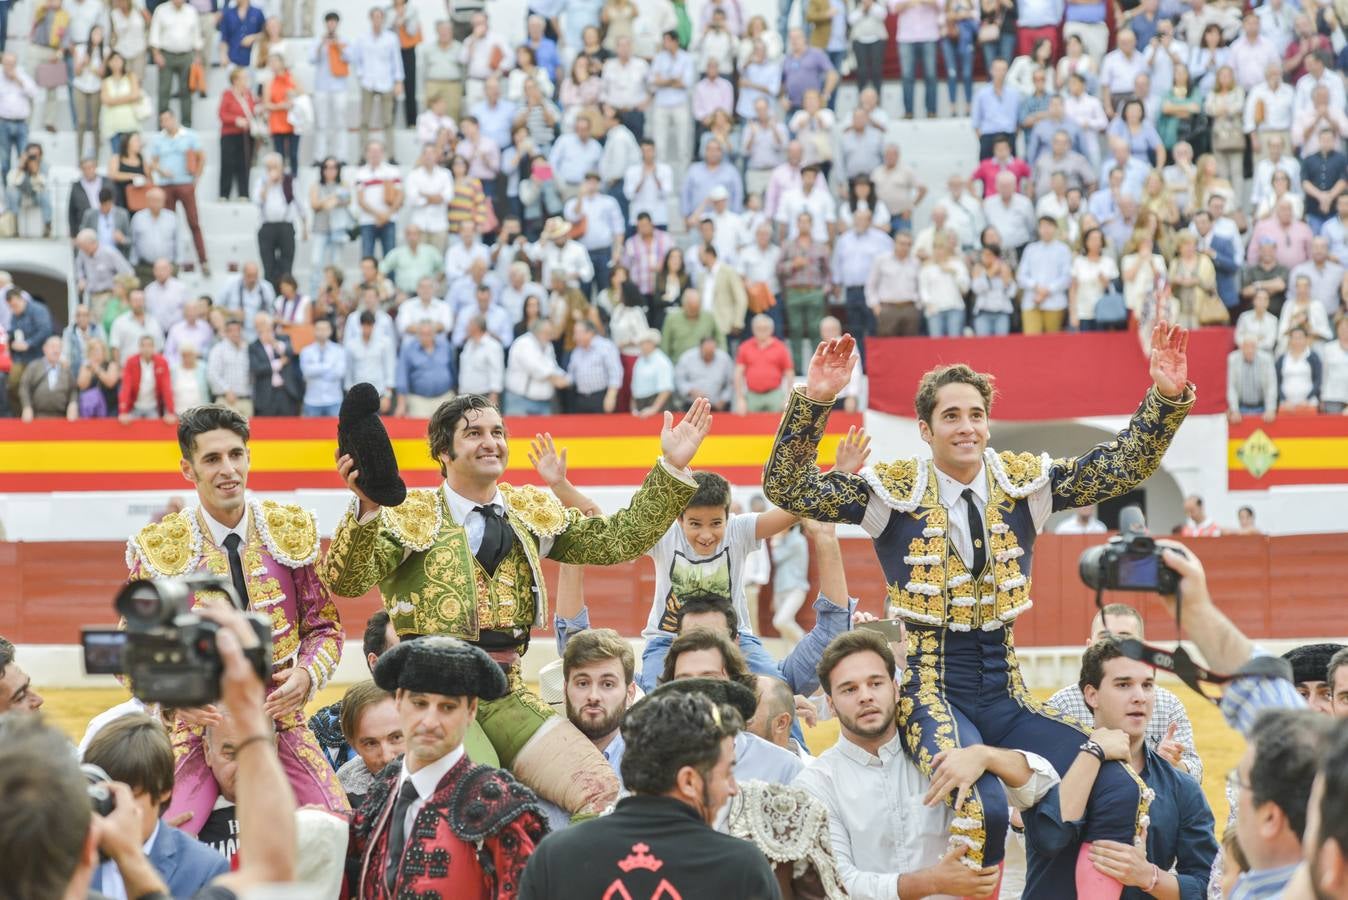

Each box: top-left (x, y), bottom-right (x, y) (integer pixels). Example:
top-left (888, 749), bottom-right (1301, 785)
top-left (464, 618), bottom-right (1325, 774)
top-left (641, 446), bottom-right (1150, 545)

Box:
top-left (761, 301), bottom-right (1195, 893)
top-left (321, 394), bottom-right (712, 819)
top-left (0, 604), bottom-right (298, 899)
top-left (126, 405), bottom-right (349, 833)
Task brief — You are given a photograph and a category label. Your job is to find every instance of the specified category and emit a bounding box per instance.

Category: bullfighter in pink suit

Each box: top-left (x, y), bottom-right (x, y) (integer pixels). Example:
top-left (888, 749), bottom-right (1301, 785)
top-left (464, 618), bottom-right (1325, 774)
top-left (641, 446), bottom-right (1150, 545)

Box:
top-left (125, 405), bottom-right (349, 833)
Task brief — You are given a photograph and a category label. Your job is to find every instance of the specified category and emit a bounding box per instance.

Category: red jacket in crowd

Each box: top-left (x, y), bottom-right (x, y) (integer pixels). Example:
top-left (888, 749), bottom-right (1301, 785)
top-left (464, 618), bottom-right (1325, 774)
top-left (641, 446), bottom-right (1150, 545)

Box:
top-left (118, 353), bottom-right (174, 416)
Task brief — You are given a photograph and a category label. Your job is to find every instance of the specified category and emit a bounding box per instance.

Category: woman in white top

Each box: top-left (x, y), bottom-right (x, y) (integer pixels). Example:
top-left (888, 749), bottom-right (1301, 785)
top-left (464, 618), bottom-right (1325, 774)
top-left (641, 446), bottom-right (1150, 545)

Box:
top-left (737, 15), bottom-right (782, 67)
top-left (918, 236), bottom-right (970, 337)
top-left (1006, 38), bottom-right (1056, 97)
top-left (74, 27), bottom-right (108, 162)
top-left (1320, 315), bottom-right (1348, 413)
top-left (1070, 227), bottom-right (1120, 330)
top-left (1187, 23), bottom-right (1228, 95)
top-left (253, 17), bottom-right (290, 93)
top-left (1253, 168), bottom-right (1303, 222)
top-left (1121, 236), bottom-right (1169, 350)
top-left (99, 51), bottom-right (143, 157)
top-left (171, 344), bottom-right (210, 411)
top-left (788, 90), bottom-right (836, 177)
top-left (1277, 326), bottom-right (1320, 411)
top-left (970, 244), bottom-right (1016, 335)
top-left (1055, 33), bottom-right (1096, 88)
top-left (108, 0), bottom-right (149, 81)
top-left (1234, 288), bottom-right (1280, 354)
top-left (1278, 275), bottom-right (1333, 350)
top-left (508, 45), bottom-right (555, 105)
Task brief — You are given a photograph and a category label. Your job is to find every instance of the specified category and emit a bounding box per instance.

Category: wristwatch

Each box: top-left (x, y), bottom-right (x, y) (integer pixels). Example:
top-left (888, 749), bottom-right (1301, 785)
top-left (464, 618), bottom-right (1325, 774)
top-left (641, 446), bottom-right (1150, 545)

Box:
top-left (1079, 739), bottom-right (1106, 762)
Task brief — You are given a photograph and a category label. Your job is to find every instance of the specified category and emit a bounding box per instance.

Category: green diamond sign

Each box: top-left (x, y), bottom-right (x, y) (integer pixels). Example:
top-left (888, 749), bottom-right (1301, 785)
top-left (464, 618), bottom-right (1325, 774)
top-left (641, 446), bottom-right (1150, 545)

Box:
top-left (1237, 429), bottom-right (1280, 479)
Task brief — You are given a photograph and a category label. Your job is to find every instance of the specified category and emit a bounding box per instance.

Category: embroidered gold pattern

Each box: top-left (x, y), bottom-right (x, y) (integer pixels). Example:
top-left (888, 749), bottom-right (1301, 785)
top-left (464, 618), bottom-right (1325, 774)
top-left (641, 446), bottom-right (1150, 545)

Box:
top-left (380, 489), bottom-right (443, 551)
top-left (126, 510), bottom-right (201, 578)
top-left (254, 500), bottom-right (320, 567)
top-left (500, 484), bottom-right (570, 537)
top-left (762, 388), bottom-right (870, 523)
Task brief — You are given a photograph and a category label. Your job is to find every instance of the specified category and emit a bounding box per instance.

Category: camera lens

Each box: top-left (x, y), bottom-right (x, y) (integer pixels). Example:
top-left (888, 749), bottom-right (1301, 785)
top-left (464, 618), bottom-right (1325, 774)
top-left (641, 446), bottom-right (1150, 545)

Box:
top-left (115, 582), bottom-right (175, 628)
top-left (1078, 544), bottom-right (1106, 591)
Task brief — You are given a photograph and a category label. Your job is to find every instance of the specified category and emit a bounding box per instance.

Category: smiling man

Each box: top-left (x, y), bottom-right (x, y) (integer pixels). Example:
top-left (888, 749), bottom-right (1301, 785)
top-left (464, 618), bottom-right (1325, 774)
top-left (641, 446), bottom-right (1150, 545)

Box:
top-left (763, 303), bottom-right (1195, 894)
top-left (347, 636), bottom-right (548, 899)
top-left (125, 405), bottom-right (349, 834)
top-left (322, 393), bottom-right (713, 818)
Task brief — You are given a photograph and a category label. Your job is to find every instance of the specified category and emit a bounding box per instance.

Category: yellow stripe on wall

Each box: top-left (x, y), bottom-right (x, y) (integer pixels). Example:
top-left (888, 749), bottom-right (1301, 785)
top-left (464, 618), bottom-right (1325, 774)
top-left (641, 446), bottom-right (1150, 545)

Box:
top-left (1226, 436), bottom-right (1348, 471)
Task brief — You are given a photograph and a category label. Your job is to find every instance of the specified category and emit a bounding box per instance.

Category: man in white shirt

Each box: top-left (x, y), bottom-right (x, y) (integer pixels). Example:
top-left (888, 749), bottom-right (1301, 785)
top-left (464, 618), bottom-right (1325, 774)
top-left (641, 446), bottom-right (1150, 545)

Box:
top-left (352, 139), bottom-right (403, 260)
top-left (1054, 504), bottom-right (1108, 534)
top-left (530, 218), bottom-right (595, 288)
top-left (504, 319), bottom-right (567, 415)
top-left (344, 309), bottom-right (396, 410)
top-left (622, 139), bottom-right (674, 228)
top-left (405, 143), bottom-right (454, 252)
top-left (796, 629), bottom-right (1059, 900)
top-left (601, 36), bottom-right (650, 140)
top-left (353, 7), bottom-right (404, 158)
top-left (599, 105), bottom-right (641, 223)
top-left (144, 258), bottom-right (188, 330)
top-left (396, 277), bottom-right (454, 337)
top-left (443, 220), bottom-right (491, 287)
top-left (774, 164), bottom-right (835, 243)
top-left (457, 316), bottom-right (505, 405)
top-left (149, 0), bottom-right (202, 127)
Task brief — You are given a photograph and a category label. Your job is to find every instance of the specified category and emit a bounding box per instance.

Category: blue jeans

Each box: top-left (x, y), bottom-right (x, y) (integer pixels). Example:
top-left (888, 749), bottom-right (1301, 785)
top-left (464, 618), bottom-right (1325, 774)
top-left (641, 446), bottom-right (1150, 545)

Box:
top-left (926, 308), bottom-right (966, 336)
top-left (360, 221), bottom-right (396, 260)
top-left (941, 21), bottom-right (978, 105)
top-left (777, 0), bottom-right (799, 44)
top-left (972, 311), bottom-right (1011, 335)
top-left (303, 402), bottom-right (342, 416)
top-left (981, 31), bottom-right (1017, 73)
top-left (1308, 211), bottom-right (1331, 235)
top-left (639, 630), bottom-right (782, 694)
top-left (502, 391), bottom-right (553, 415)
top-left (890, 212), bottom-right (913, 234)
top-left (272, 132), bottom-right (299, 174)
top-left (6, 184), bottom-right (52, 226)
top-left (897, 41), bottom-right (939, 116)
top-left (0, 117), bottom-right (26, 184)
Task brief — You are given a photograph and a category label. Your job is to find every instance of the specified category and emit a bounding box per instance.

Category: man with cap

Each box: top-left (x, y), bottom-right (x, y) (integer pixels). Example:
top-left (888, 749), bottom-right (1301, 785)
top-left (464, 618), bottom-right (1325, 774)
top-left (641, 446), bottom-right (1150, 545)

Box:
top-left (529, 218), bottom-right (594, 291)
top-left (322, 394), bottom-right (712, 819)
top-left (517, 688), bottom-right (780, 900)
top-left (347, 636), bottom-right (548, 899)
top-left (1283, 643), bottom-right (1347, 714)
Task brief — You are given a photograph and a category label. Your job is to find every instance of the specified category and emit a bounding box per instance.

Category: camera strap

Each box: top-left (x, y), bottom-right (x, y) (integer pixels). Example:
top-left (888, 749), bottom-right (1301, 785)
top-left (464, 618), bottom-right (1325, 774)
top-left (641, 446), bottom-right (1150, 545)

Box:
top-left (1092, 583), bottom-right (1235, 705)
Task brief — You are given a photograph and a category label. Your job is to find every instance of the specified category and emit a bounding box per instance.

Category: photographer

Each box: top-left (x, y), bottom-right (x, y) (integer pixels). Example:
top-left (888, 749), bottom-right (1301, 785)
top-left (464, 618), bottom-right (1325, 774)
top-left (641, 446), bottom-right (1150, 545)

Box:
top-left (0, 605), bottom-right (298, 899)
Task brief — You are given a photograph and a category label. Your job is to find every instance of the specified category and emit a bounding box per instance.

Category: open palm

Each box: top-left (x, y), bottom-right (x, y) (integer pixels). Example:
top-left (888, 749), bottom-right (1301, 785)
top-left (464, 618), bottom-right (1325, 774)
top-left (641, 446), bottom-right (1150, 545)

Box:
top-left (1148, 294), bottom-right (1189, 399)
top-left (528, 433), bottom-right (568, 487)
top-left (806, 336), bottom-right (857, 402)
top-left (661, 397), bottom-right (713, 470)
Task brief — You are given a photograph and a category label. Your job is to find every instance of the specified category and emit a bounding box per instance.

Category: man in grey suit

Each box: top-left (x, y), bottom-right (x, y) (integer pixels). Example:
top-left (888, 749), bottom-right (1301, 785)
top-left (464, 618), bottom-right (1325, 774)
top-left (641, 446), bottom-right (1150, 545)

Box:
top-left (83, 713), bottom-right (231, 896)
top-left (79, 187), bottom-right (133, 260)
top-left (67, 157), bottom-right (110, 238)
top-left (19, 335), bottom-right (78, 421)
top-left (1227, 335), bottom-right (1279, 423)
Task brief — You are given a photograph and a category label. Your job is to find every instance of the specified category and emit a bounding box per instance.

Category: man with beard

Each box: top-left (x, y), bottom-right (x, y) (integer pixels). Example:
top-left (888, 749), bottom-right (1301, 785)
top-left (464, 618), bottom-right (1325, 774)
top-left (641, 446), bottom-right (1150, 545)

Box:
top-left (561, 628), bottom-right (637, 775)
top-left (518, 690), bottom-right (779, 900)
top-left (795, 630), bottom-right (1060, 899)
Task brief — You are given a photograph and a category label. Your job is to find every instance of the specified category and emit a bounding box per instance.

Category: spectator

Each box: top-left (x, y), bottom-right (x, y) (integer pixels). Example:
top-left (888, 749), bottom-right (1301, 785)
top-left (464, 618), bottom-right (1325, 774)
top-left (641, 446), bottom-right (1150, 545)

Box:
top-left (217, 0), bottom-right (264, 69)
top-left (19, 334), bottom-right (77, 421)
top-left (1249, 198), bottom-right (1314, 269)
top-left (1291, 237), bottom-right (1345, 319)
top-left (379, 223), bottom-right (443, 299)
top-left (533, 216), bottom-right (595, 288)
top-left (74, 229), bottom-right (134, 317)
top-left (80, 185), bottom-right (131, 258)
top-left (1246, 63), bottom-right (1295, 163)
top-left (1278, 325), bottom-right (1323, 412)
top-left (733, 314), bottom-right (792, 414)
top-left (164, 296), bottom-right (210, 364)
top-left (108, 287), bottom-right (163, 363)
top-left (1033, 129), bottom-right (1096, 198)
top-left (218, 262), bottom-right (277, 341)
top-left (504, 318), bottom-right (565, 414)
top-left (865, 231), bottom-right (922, 337)
top-left (457, 313), bottom-right (505, 406)
top-left (661, 288), bottom-right (721, 365)
top-left (1321, 316), bottom-right (1348, 414)
top-left (343, 310), bottom-right (395, 410)
top-left (1180, 494), bottom-right (1222, 536)
top-left (6, 143), bottom-right (53, 238)
top-left (972, 58), bottom-right (1021, 160)
top-left (353, 7), bottom-right (403, 157)
top-left (143, 258), bottom-right (186, 330)
top-left (1242, 237), bottom-right (1291, 316)
top-left (309, 13), bottom-right (351, 163)
top-left (1055, 504), bottom-right (1108, 534)
top-left (206, 318), bottom-right (252, 416)
top-left (675, 335), bottom-right (734, 411)
top-left (451, 282), bottom-right (512, 348)
top-left (565, 318), bottom-right (622, 413)
top-left (297, 319), bottom-right (344, 416)
top-left (353, 139), bottom-right (403, 259)
top-left (682, 140), bottom-right (743, 225)
top-left (251, 152), bottom-right (302, 289)
top-left (395, 320), bottom-right (456, 417)
top-left (649, 30), bottom-right (694, 173)
top-left (777, 212), bottom-right (830, 371)
top-left (629, 327), bottom-right (673, 417)
top-left (69, 156), bottom-right (108, 238)
top-left (1279, 274), bottom-right (1333, 348)
top-left (971, 243), bottom-right (1018, 335)
top-left (0, 54), bottom-right (37, 185)
top-left (117, 333), bottom-right (174, 423)
top-left (75, 336), bottom-right (120, 418)
top-left (1069, 228), bottom-right (1120, 331)
top-left (782, 27), bottom-right (837, 114)
top-left (62, 302), bottom-right (106, 372)
top-left (248, 312), bottom-right (302, 416)
top-left (983, 171), bottom-right (1036, 252)
top-left (144, 109), bottom-right (208, 274)
top-left (1168, 231), bottom-right (1218, 328)
top-left (919, 235), bottom-right (971, 337)
top-left (565, 171), bottom-right (625, 291)
top-left (1228, 335), bottom-right (1279, 423)
top-left (1300, 129), bottom-right (1347, 233)
top-left (700, 243), bottom-right (747, 347)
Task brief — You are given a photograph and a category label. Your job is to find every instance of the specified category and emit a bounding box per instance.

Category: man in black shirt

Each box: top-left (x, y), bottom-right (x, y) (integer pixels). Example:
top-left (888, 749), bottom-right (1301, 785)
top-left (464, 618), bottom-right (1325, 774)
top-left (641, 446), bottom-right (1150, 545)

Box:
top-left (518, 688), bottom-right (781, 900)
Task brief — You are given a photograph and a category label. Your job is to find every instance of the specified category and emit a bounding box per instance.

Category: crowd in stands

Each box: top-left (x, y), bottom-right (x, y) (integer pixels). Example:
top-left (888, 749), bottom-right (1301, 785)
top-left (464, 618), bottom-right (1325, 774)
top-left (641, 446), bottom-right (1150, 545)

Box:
top-left (3, 0), bottom-right (1348, 422)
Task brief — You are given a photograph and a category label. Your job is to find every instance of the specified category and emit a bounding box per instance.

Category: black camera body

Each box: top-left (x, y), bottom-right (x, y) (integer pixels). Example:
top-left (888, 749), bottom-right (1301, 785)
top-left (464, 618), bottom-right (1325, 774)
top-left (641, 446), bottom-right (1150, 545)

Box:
top-left (1078, 531), bottom-right (1180, 595)
top-left (81, 575), bottom-right (272, 708)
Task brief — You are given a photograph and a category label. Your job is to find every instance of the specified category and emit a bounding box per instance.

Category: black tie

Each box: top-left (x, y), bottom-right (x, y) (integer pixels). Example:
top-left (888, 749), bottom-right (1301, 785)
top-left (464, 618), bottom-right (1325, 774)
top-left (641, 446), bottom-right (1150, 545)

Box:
top-left (385, 778), bottom-right (420, 891)
top-left (474, 505), bottom-right (515, 576)
top-left (962, 489), bottom-right (987, 578)
top-left (221, 533), bottom-right (250, 609)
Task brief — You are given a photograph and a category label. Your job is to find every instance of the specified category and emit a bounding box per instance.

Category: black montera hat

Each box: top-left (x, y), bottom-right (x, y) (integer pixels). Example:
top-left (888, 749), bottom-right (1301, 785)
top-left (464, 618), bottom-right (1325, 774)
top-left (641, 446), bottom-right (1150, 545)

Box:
top-left (373, 635), bottom-right (509, 700)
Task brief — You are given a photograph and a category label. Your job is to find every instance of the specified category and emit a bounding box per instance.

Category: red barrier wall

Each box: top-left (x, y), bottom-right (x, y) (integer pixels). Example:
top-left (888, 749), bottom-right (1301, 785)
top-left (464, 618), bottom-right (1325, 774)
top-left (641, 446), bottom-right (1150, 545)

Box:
top-left (865, 329), bottom-right (1233, 420)
top-left (6, 533), bottom-right (1345, 646)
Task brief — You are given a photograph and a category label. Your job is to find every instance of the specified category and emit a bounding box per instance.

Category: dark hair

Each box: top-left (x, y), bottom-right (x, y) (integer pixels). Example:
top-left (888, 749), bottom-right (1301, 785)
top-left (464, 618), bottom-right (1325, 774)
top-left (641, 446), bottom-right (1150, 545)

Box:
top-left (620, 692), bottom-right (741, 796)
top-left (0, 716), bottom-right (91, 900)
top-left (1327, 648), bottom-right (1348, 696)
top-left (340, 680), bottom-right (394, 744)
top-left (675, 593), bottom-right (739, 639)
top-left (685, 471), bottom-right (731, 513)
top-left (1314, 721), bottom-right (1348, 864)
top-left (1078, 639), bottom-right (1129, 699)
top-left (663, 29), bottom-right (679, 43)
top-left (818, 629), bottom-right (895, 695)
top-left (324, 10), bottom-right (340, 21)
top-left (563, 628), bottom-right (635, 684)
top-left (0, 636), bottom-right (13, 681)
top-left (1249, 709), bottom-right (1333, 840)
top-left (278, 273), bottom-right (297, 290)
top-left (359, 310), bottom-right (376, 326)
top-left (363, 609), bottom-right (393, 666)
top-left (98, 186), bottom-right (113, 203)
top-left (427, 394), bottom-right (499, 477)
top-left (913, 364), bottom-right (996, 425)
top-left (177, 405), bottom-right (250, 460)
top-left (1096, 602), bottom-right (1144, 638)
top-left (83, 714), bottom-right (175, 809)
top-left (660, 628), bottom-right (752, 687)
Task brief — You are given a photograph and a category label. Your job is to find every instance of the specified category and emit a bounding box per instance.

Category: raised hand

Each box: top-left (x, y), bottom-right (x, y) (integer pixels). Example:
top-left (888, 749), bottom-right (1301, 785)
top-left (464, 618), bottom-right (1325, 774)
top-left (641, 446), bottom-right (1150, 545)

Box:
top-left (1148, 293), bottom-right (1189, 400)
top-left (834, 425), bottom-right (872, 474)
top-left (528, 432), bottom-right (568, 487)
top-left (805, 336), bottom-right (857, 403)
top-left (1156, 721), bottom-right (1185, 769)
top-left (336, 449), bottom-right (379, 519)
top-left (661, 397), bottom-right (713, 470)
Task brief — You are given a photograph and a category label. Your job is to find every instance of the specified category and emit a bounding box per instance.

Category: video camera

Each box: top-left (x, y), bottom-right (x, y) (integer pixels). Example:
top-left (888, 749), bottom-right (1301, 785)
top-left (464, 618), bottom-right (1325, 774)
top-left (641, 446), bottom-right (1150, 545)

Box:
top-left (1077, 506), bottom-right (1180, 595)
top-left (81, 575), bottom-right (272, 708)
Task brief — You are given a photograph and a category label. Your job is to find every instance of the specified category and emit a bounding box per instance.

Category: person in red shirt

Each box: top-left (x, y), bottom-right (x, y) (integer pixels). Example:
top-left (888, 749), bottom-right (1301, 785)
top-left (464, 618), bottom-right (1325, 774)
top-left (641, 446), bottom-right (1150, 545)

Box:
top-left (970, 136), bottom-right (1032, 197)
top-left (1179, 494), bottom-right (1224, 536)
top-left (734, 314), bottom-right (794, 414)
top-left (118, 335), bottom-right (176, 425)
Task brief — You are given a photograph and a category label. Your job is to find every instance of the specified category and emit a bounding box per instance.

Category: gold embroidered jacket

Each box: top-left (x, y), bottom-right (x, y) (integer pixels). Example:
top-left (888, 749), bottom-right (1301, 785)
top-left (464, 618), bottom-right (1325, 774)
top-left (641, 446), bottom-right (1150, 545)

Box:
top-left (319, 462), bottom-right (696, 639)
top-left (762, 386), bottom-right (1195, 630)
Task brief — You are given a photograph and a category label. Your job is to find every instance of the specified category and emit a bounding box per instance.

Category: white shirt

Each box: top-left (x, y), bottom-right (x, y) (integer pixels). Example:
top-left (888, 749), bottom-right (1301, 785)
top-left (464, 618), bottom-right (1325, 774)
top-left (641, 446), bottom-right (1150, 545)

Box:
top-left (405, 165), bottom-right (455, 234)
top-left (795, 731), bottom-right (1059, 900)
top-left (775, 186), bottom-right (836, 242)
top-left (201, 503), bottom-right (249, 550)
top-left (860, 460), bottom-right (1055, 569)
top-left (97, 822), bottom-right (160, 900)
top-left (441, 482), bottom-right (558, 558)
top-left (149, 1), bottom-right (202, 53)
top-left (395, 745), bottom-right (465, 844)
top-left (458, 335), bottom-right (505, 395)
top-left (642, 512), bottom-right (762, 638)
top-left (396, 298), bottom-right (454, 335)
top-left (505, 332), bottom-right (564, 400)
top-left (1055, 515), bottom-right (1108, 534)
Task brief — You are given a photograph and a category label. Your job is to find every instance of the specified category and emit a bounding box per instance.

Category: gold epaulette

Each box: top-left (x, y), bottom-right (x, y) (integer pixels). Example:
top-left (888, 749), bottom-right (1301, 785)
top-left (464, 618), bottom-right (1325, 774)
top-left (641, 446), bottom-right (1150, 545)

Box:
top-left (379, 489), bottom-right (442, 551)
top-left (501, 483), bottom-right (572, 538)
top-left (126, 510), bottom-right (202, 578)
top-left (987, 450), bottom-right (1053, 498)
top-left (861, 458), bottom-right (927, 512)
top-left (253, 499), bottom-right (321, 567)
